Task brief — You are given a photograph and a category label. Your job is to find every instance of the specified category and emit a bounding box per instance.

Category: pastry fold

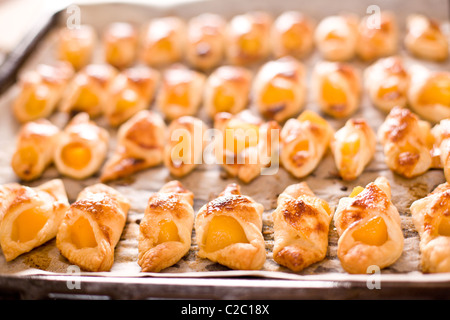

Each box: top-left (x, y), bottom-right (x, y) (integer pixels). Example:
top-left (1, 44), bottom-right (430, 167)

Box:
top-left (431, 119), bottom-right (450, 182)
top-left (103, 22), bottom-right (138, 69)
top-left (195, 183), bottom-right (266, 270)
top-left (138, 181), bottom-right (194, 272)
top-left (0, 179), bottom-right (69, 261)
top-left (334, 176), bottom-right (404, 274)
top-left (56, 184), bottom-right (130, 272)
top-left (272, 182), bottom-right (333, 272)
top-left (57, 25), bottom-right (96, 70)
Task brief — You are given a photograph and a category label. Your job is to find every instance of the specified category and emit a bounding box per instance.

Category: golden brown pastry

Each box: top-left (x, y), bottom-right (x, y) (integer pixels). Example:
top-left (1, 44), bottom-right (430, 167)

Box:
top-left (59, 64), bottom-right (117, 118)
top-left (331, 118), bottom-right (376, 181)
top-left (0, 179), bottom-right (69, 261)
top-left (186, 13), bottom-right (226, 71)
top-left (271, 11), bottom-right (315, 59)
top-left (280, 110), bottom-right (333, 178)
top-left (410, 182), bottom-right (450, 273)
top-left (405, 14), bottom-right (449, 62)
top-left (57, 25), bottom-right (96, 70)
top-left (54, 112), bottom-right (110, 180)
top-left (431, 119), bottom-right (450, 182)
top-left (56, 184), bottom-right (130, 272)
top-left (195, 183), bottom-right (266, 270)
top-left (203, 65), bottom-right (252, 118)
top-left (13, 62), bottom-right (74, 123)
top-left (253, 56), bottom-right (306, 122)
top-left (100, 110), bottom-right (166, 182)
top-left (11, 119), bottom-right (60, 181)
top-left (156, 64), bottom-right (205, 120)
top-left (378, 106), bottom-right (435, 178)
top-left (214, 110), bottom-right (281, 183)
top-left (314, 14), bottom-right (358, 61)
top-left (103, 22), bottom-right (138, 69)
top-left (104, 66), bottom-right (160, 127)
top-left (138, 181), bottom-right (194, 272)
top-left (164, 116), bottom-right (207, 177)
top-left (356, 11), bottom-right (398, 61)
top-left (225, 11), bottom-right (273, 65)
top-left (334, 176), bottom-right (404, 274)
top-left (139, 16), bottom-right (186, 67)
top-left (364, 56), bottom-right (410, 113)
top-left (272, 182), bottom-right (333, 272)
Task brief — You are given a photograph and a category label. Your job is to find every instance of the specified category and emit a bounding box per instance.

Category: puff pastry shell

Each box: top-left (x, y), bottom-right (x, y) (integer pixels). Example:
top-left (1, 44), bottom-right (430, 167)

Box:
top-left (103, 22), bottom-right (138, 69)
top-left (431, 118), bottom-right (450, 182)
top-left (57, 25), bottom-right (96, 70)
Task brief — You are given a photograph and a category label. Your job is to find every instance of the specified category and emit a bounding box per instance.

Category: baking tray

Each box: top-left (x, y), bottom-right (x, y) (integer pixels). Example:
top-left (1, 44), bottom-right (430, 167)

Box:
top-left (0, 0), bottom-right (450, 300)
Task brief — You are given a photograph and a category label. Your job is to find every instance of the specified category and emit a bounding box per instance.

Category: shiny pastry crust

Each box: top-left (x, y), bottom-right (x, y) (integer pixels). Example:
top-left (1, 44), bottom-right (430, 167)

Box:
top-left (59, 64), bottom-right (117, 118)
top-left (104, 66), bottom-right (160, 127)
top-left (56, 184), bottom-right (130, 272)
top-left (57, 25), bottom-right (96, 70)
top-left (253, 56), bottom-right (306, 122)
top-left (203, 65), bottom-right (252, 118)
top-left (404, 14), bottom-right (449, 62)
top-left (271, 11), bottom-right (315, 59)
top-left (13, 62), bottom-right (74, 123)
top-left (311, 61), bottom-right (361, 119)
top-left (54, 112), bottom-right (110, 180)
top-left (314, 14), bottom-right (358, 61)
top-left (356, 11), bottom-right (398, 61)
top-left (272, 182), bottom-right (333, 272)
top-left (164, 116), bottom-right (208, 177)
top-left (100, 110), bottom-right (166, 182)
top-left (156, 65), bottom-right (206, 120)
top-left (225, 11), bottom-right (273, 65)
top-left (0, 179), bottom-right (69, 262)
top-left (410, 182), bottom-right (450, 273)
top-left (364, 56), bottom-right (410, 113)
top-left (103, 22), bottom-right (138, 69)
top-left (378, 106), bottom-right (434, 178)
top-left (139, 16), bottom-right (186, 67)
top-left (195, 183), bottom-right (266, 270)
top-left (431, 119), bottom-right (450, 182)
top-left (280, 110), bottom-right (333, 178)
top-left (138, 181), bottom-right (194, 272)
top-left (331, 118), bottom-right (376, 181)
top-left (334, 176), bottom-right (404, 274)
top-left (11, 119), bottom-right (60, 181)
top-left (186, 13), bottom-right (226, 71)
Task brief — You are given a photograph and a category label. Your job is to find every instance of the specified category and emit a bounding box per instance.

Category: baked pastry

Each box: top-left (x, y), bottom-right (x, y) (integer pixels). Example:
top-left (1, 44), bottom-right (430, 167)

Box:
top-left (225, 11), bottom-right (273, 65)
top-left (203, 65), bottom-right (252, 118)
top-left (378, 106), bottom-right (434, 178)
top-left (59, 63), bottom-right (117, 118)
top-left (103, 22), bottom-right (138, 69)
top-left (364, 56), bottom-right (410, 113)
top-left (253, 56), bottom-right (306, 122)
top-left (104, 66), bottom-right (160, 127)
top-left (138, 181), bottom-right (194, 272)
top-left (214, 110), bottom-right (281, 183)
top-left (164, 116), bottom-right (207, 177)
top-left (186, 13), bottom-right (226, 71)
top-left (57, 25), bottom-right (96, 70)
top-left (356, 11), bottom-right (398, 61)
top-left (431, 119), bottom-right (450, 181)
top-left (54, 112), bottom-right (110, 180)
top-left (0, 179), bottom-right (69, 262)
top-left (56, 184), bottom-right (130, 272)
top-left (410, 182), bottom-right (450, 273)
top-left (331, 118), bottom-right (376, 181)
top-left (334, 176), bottom-right (404, 274)
top-left (280, 110), bottom-right (333, 178)
top-left (272, 182), bottom-right (333, 272)
top-left (312, 61), bottom-right (360, 118)
top-left (139, 16), bottom-right (186, 67)
top-left (11, 119), bottom-right (60, 181)
top-left (404, 14), bottom-right (449, 62)
top-left (100, 110), bottom-right (166, 182)
top-left (156, 64), bottom-right (205, 120)
top-left (195, 183), bottom-right (266, 270)
top-left (314, 14), bottom-right (358, 61)
top-left (13, 62), bottom-right (74, 123)
top-left (271, 11), bottom-right (314, 59)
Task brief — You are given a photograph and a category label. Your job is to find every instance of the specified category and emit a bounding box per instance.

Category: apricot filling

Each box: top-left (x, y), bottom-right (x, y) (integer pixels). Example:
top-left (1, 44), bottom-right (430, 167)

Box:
top-left (261, 81), bottom-right (295, 106)
top-left (349, 186), bottom-right (365, 198)
top-left (239, 36), bottom-right (261, 56)
top-left (322, 78), bottom-right (347, 107)
top-left (352, 216), bottom-right (388, 246)
top-left (11, 208), bottom-right (48, 243)
top-left (74, 86), bottom-right (99, 111)
top-left (115, 89), bottom-right (138, 113)
top-left (204, 215), bottom-right (248, 252)
top-left (377, 83), bottom-right (401, 100)
top-left (156, 219), bottom-right (180, 244)
top-left (25, 87), bottom-right (48, 117)
top-left (16, 146), bottom-right (39, 167)
top-left (298, 110), bottom-right (328, 128)
top-left (167, 84), bottom-right (190, 107)
top-left (438, 216), bottom-right (450, 237)
top-left (418, 76), bottom-right (450, 107)
top-left (61, 142), bottom-right (92, 170)
top-left (282, 29), bottom-right (302, 50)
top-left (224, 120), bottom-right (259, 154)
top-left (69, 217), bottom-right (97, 249)
top-left (213, 87), bottom-right (236, 112)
